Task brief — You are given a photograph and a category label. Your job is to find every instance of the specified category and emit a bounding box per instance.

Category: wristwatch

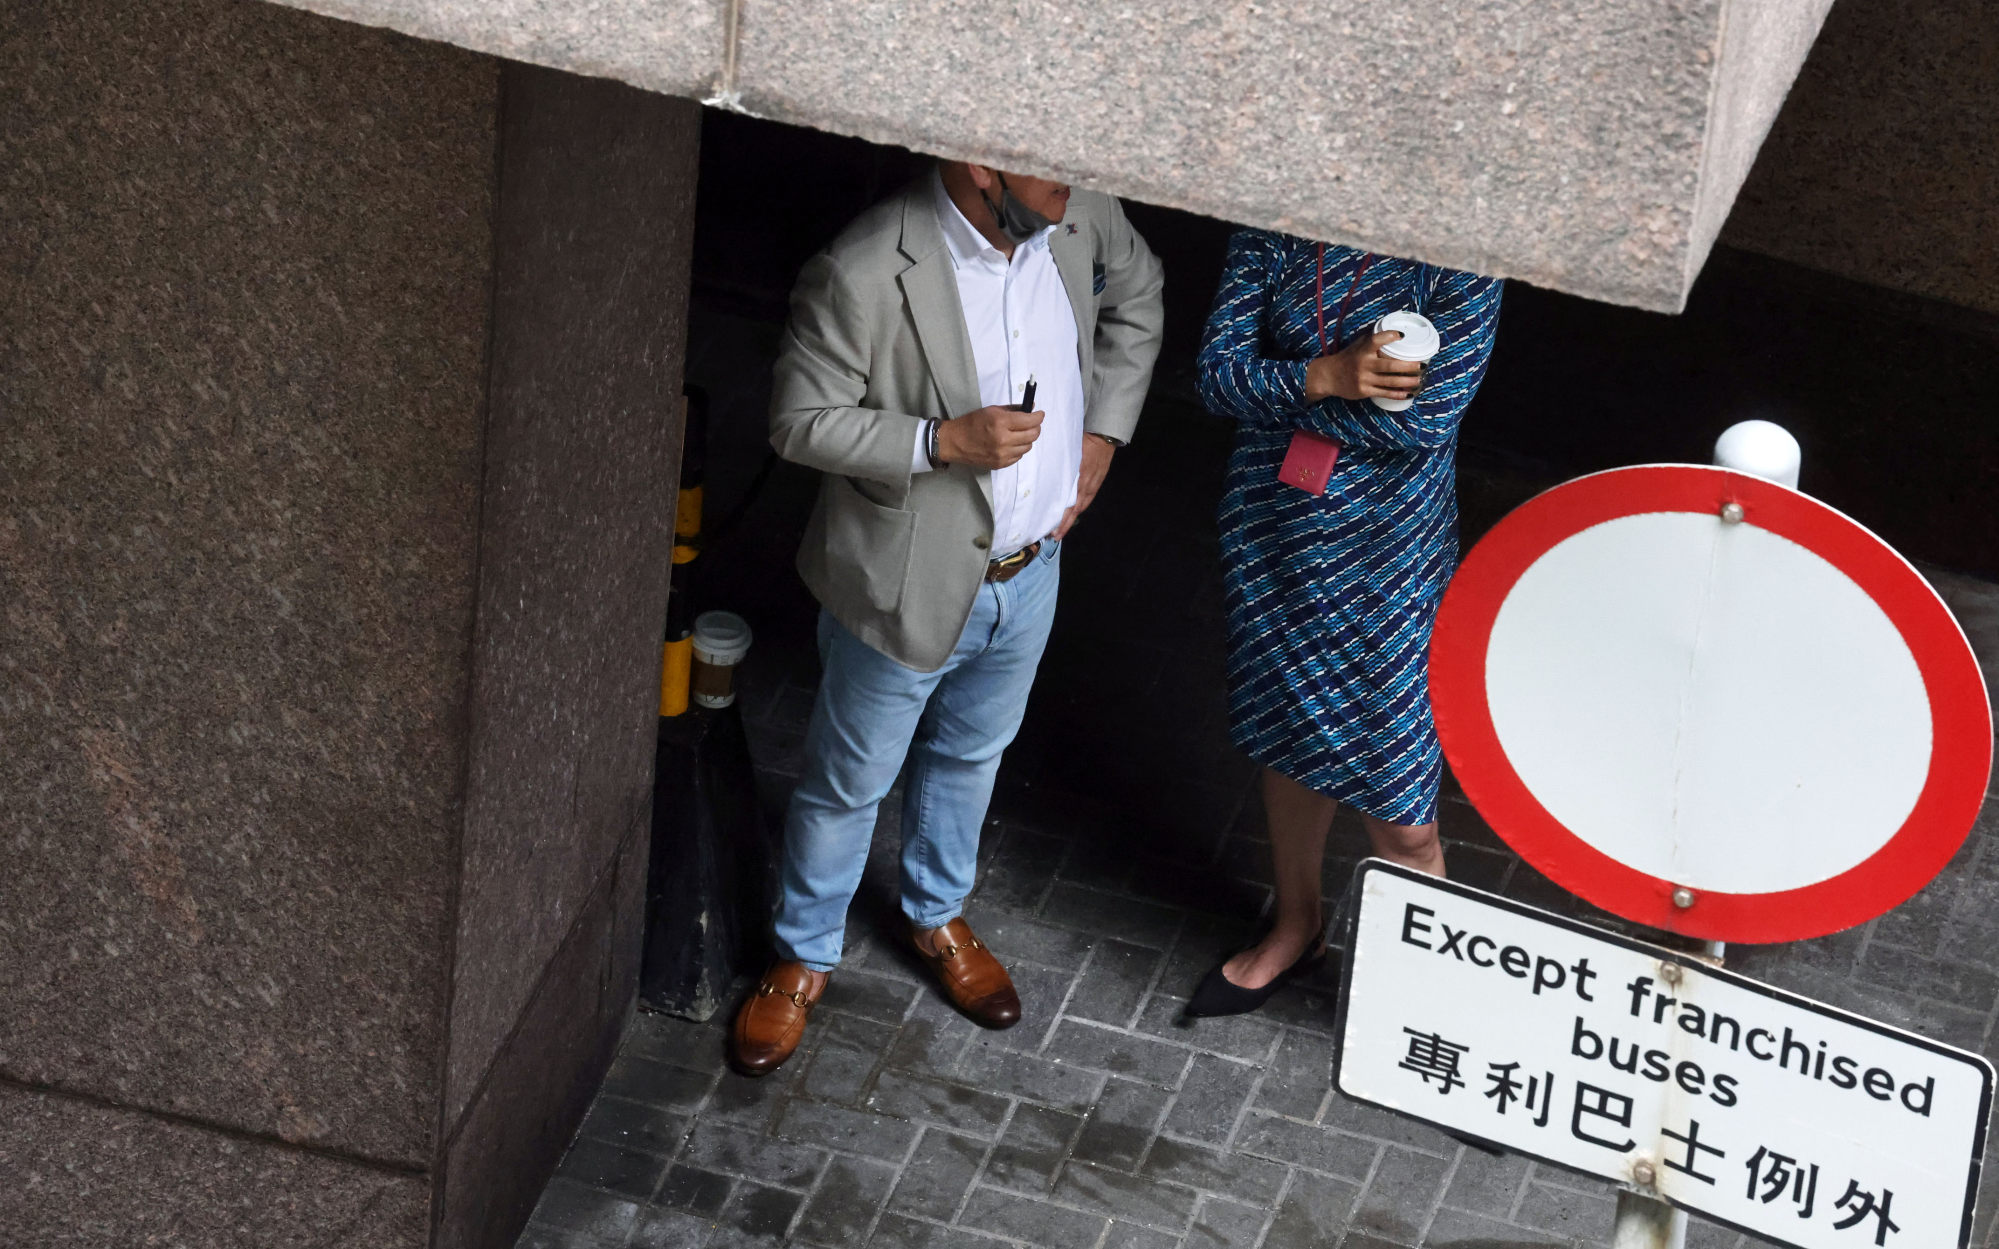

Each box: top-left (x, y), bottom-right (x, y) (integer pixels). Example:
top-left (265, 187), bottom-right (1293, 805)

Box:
top-left (1088, 432), bottom-right (1126, 449)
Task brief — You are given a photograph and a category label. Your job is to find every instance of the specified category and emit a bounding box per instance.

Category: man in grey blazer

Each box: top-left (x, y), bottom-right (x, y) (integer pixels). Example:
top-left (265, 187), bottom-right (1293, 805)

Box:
top-left (730, 161), bottom-right (1164, 1075)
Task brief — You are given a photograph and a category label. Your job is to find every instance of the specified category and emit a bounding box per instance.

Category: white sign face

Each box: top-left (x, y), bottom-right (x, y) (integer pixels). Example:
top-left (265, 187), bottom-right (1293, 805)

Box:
top-left (1336, 863), bottom-right (1993, 1249)
top-left (1484, 511), bottom-right (1931, 895)
top-left (1429, 465), bottom-right (1993, 943)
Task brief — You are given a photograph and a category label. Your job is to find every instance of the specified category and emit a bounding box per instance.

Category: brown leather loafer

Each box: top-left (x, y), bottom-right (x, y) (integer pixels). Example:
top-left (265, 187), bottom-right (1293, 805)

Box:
top-left (729, 961), bottom-right (824, 1077)
top-left (910, 917), bottom-right (1021, 1029)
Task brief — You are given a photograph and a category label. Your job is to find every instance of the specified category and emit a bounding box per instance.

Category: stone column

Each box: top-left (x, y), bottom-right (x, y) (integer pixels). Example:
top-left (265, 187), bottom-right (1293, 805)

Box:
top-left (0, 1), bottom-right (697, 1245)
top-left (1722, 0), bottom-right (1999, 316)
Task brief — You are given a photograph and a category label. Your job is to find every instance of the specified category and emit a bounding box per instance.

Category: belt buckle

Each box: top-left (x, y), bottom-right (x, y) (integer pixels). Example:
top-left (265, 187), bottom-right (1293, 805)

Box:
top-left (987, 542), bottom-right (1036, 582)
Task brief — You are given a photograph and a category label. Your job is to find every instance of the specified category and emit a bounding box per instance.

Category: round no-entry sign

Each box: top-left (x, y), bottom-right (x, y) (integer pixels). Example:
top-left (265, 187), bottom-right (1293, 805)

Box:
top-left (1431, 465), bottom-right (1992, 943)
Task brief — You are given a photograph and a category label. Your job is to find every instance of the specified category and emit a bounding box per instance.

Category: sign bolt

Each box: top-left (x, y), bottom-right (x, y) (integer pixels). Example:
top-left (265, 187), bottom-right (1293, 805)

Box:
top-left (1719, 501), bottom-right (1745, 523)
top-left (1671, 887), bottom-right (1696, 909)
top-left (1632, 1159), bottom-right (1658, 1187)
top-left (1660, 962), bottom-right (1683, 985)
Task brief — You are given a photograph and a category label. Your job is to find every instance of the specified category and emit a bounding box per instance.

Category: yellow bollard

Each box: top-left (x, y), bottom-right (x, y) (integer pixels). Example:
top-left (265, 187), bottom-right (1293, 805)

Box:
top-left (660, 387), bottom-right (706, 717)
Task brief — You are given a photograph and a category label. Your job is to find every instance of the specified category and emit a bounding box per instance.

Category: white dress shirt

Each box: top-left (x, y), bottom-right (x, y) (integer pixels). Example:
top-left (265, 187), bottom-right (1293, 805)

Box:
top-left (914, 172), bottom-right (1085, 558)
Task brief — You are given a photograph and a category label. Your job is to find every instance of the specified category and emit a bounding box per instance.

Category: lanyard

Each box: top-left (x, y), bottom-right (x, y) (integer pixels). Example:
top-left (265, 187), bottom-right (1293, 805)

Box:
top-left (1315, 243), bottom-right (1376, 355)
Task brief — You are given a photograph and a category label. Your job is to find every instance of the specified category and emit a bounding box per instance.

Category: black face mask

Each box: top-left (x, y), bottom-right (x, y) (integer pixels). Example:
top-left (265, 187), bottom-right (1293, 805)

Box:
top-left (979, 174), bottom-right (1056, 244)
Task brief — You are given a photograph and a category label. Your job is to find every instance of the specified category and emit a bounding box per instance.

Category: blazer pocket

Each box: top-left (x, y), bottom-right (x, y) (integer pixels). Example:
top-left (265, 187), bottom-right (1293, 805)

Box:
top-left (828, 475), bottom-right (919, 614)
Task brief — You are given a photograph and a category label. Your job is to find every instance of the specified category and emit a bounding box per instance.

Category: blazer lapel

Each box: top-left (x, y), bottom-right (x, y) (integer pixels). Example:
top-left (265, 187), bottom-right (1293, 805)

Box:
top-left (898, 254), bottom-right (980, 420)
top-left (1047, 223), bottom-right (1094, 378)
top-left (897, 184), bottom-right (993, 515)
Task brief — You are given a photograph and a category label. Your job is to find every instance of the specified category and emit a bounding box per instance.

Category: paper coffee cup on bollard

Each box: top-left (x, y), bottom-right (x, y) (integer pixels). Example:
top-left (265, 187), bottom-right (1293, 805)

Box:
top-left (690, 611), bottom-right (753, 709)
top-left (1371, 311), bottom-right (1441, 412)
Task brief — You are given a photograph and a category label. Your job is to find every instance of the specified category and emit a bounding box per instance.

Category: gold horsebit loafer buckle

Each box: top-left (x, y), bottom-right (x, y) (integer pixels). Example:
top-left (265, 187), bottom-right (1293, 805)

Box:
top-left (756, 982), bottom-right (815, 1009)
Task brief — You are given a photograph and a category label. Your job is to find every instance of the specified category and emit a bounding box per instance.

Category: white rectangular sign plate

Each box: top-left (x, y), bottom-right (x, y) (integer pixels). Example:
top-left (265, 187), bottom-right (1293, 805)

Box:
top-left (1334, 862), bottom-right (1994, 1249)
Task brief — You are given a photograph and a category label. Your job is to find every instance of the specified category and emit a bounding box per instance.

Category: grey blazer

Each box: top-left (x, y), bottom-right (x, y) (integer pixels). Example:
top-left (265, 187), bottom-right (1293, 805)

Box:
top-left (769, 178), bottom-right (1166, 671)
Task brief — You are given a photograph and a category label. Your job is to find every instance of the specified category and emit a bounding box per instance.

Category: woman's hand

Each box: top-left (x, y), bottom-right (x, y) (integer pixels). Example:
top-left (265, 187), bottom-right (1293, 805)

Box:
top-left (1304, 330), bottom-right (1423, 403)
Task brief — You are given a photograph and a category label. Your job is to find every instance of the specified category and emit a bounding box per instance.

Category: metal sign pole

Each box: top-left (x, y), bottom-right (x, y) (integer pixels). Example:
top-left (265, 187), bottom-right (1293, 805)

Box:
top-left (1612, 1190), bottom-right (1684, 1249)
top-left (1606, 422), bottom-right (1798, 1249)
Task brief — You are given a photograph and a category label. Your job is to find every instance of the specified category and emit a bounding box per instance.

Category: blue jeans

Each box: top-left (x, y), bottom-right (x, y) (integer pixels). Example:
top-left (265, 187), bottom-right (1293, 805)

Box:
top-left (774, 540), bottom-right (1061, 971)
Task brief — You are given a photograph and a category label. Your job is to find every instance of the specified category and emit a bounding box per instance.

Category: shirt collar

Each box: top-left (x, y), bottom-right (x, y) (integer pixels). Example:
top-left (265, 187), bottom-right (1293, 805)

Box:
top-left (931, 168), bottom-right (1049, 269)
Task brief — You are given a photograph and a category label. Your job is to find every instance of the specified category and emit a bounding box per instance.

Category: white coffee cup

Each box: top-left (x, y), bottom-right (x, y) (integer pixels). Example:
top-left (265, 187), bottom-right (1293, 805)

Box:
top-left (1371, 311), bottom-right (1441, 412)
top-left (690, 611), bottom-right (753, 709)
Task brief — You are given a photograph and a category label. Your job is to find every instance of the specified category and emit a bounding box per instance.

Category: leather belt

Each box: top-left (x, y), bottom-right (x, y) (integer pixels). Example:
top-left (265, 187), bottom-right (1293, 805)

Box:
top-left (984, 541), bottom-right (1041, 584)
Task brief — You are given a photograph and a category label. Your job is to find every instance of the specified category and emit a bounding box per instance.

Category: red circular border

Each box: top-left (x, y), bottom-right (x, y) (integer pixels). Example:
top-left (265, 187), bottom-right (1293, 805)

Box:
top-left (1431, 465), bottom-right (1993, 943)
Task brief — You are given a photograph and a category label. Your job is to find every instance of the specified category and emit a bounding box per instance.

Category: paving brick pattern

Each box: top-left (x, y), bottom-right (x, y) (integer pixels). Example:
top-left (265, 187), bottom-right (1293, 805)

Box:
top-left (521, 318), bottom-right (1999, 1249)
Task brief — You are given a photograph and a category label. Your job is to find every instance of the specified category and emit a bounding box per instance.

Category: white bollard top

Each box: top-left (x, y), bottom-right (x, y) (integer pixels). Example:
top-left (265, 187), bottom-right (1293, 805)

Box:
top-left (1712, 419), bottom-right (1801, 489)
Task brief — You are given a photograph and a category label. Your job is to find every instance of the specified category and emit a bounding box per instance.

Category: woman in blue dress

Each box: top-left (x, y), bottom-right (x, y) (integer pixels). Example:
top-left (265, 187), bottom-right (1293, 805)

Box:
top-left (1186, 229), bottom-right (1503, 1017)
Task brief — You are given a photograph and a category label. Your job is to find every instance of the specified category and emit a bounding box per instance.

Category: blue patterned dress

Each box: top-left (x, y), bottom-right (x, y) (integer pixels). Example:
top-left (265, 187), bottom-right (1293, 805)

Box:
top-left (1196, 230), bottom-right (1503, 825)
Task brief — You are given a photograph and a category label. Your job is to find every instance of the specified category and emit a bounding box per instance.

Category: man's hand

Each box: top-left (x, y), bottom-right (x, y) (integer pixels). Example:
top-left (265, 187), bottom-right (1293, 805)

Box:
top-left (937, 406), bottom-right (1043, 470)
top-left (1053, 433), bottom-right (1117, 539)
top-left (1304, 330), bottom-right (1423, 403)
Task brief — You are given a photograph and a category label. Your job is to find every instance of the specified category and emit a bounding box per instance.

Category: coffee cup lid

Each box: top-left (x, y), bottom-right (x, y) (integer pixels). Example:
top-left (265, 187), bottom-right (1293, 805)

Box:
top-left (692, 611), bottom-right (753, 661)
top-left (1375, 311), bottom-right (1440, 361)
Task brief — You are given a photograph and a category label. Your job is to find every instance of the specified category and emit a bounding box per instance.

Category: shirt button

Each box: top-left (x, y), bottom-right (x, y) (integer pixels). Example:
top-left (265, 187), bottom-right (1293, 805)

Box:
top-left (1012, 331), bottom-right (1020, 339)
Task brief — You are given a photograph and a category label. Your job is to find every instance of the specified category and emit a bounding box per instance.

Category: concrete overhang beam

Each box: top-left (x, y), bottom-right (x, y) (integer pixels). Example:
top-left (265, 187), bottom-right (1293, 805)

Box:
top-left (265, 0), bottom-right (1833, 312)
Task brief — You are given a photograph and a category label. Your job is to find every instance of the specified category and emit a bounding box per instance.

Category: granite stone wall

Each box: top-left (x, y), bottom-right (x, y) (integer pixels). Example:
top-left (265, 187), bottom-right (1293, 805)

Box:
top-left (0, 2), bottom-right (697, 1244)
top-left (0, 0), bottom-right (494, 1184)
top-left (1722, 0), bottom-right (1999, 316)
top-left (435, 61), bottom-right (699, 1249)
top-left (250, 0), bottom-right (1836, 314)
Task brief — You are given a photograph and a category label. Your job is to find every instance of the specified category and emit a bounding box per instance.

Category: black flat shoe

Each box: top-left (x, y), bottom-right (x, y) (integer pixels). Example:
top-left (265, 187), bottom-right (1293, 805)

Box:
top-left (1182, 935), bottom-right (1329, 1019)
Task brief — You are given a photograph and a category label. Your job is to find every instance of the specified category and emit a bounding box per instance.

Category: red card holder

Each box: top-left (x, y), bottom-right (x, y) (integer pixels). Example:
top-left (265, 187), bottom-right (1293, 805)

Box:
top-left (1278, 431), bottom-right (1340, 495)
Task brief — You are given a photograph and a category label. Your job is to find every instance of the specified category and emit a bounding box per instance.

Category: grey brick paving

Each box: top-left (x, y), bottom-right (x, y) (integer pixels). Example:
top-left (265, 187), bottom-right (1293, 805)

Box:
top-left (1348, 1148), bottom-right (1452, 1245)
top-left (1143, 1139), bottom-right (1289, 1206)
top-left (1045, 1020), bottom-right (1195, 1089)
top-left (522, 319), bottom-right (1999, 1248)
top-left (1237, 1115), bottom-right (1379, 1184)
top-left (1187, 1199), bottom-right (1274, 1249)
top-left (796, 1157), bottom-right (900, 1245)
top-left (1072, 1079), bottom-right (1178, 1172)
top-left (1512, 1181), bottom-right (1618, 1242)
top-left (561, 1138), bottom-right (676, 1202)
top-left (1162, 1054), bottom-right (1262, 1147)
top-left (988, 1103), bottom-right (1087, 1194)
top-left (581, 1099), bottom-right (695, 1156)
top-left (1263, 1173), bottom-right (1363, 1249)
top-left (629, 1205), bottom-right (714, 1248)
top-left (1054, 1159), bottom-right (1203, 1230)
top-left (657, 1165), bottom-right (736, 1217)
top-left (680, 1121), bottom-right (826, 1190)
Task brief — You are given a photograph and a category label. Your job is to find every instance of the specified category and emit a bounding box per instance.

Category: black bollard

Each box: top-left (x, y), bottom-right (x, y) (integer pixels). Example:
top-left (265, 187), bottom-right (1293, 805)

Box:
top-left (640, 384), bottom-right (774, 1019)
top-left (640, 698), bottom-right (773, 1019)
